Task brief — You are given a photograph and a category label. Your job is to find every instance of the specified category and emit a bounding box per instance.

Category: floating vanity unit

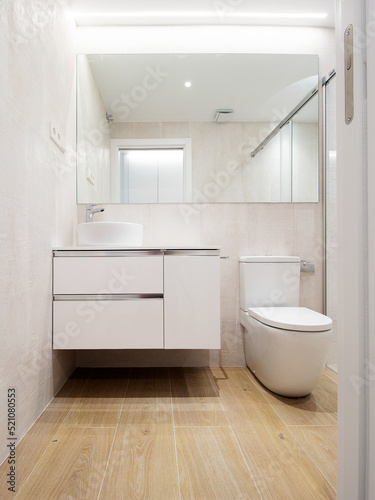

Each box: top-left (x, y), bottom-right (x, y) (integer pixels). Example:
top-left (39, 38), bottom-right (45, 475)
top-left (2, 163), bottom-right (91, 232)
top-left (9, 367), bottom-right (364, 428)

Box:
top-left (52, 247), bottom-right (220, 350)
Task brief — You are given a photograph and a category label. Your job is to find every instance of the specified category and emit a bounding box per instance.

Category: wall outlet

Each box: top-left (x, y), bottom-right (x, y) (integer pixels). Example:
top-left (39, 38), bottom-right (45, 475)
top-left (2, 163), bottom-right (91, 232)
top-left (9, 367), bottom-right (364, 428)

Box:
top-left (49, 121), bottom-right (65, 152)
top-left (86, 168), bottom-right (95, 185)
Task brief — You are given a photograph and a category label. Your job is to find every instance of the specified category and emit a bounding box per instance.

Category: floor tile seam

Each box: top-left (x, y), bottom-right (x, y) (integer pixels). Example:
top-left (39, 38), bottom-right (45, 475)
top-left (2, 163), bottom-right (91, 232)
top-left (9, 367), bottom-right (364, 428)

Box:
top-left (168, 367), bottom-right (182, 500)
top-left (206, 367), bottom-right (266, 410)
top-left (269, 409), bottom-right (338, 427)
top-left (58, 368), bottom-right (95, 401)
top-left (309, 395), bottom-right (338, 415)
top-left (264, 398), bottom-right (337, 428)
top-left (240, 367), bottom-right (337, 416)
top-left (214, 370), bottom-right (264, 500)
top-left (239, 367), bottom-right (298, 427)
top-left (205, 366), bottom-right (222, 398)
top-left (237, 369), bottom-right (338, 489)
top-left (265, 403), bottom-right (309, 428)
top-left (230, 418), bottom-right (336, 500)
top-left (286, 424), bottom-right (338, 428)
top-left (173, 425), bottom-right (232, 428)
top-left (238, 395), bottom-right (339, 495)
top-left (68, 368), bottom-right (96, 400)
top-left (287, 424), bottom-right (338, 494)
top-left (62, 425), bottom-right (120, 429)
top-left (239, 366), bottom-right (279, 405)
top-left (69, 369), bottom-right (132, 421)
top-left (171, 396), bottom-right (223, 401)
top-left (78, 367), bottom-right (131, 401)
top-left (205, 367), bottom-right (233, 427)
top-left (59, 374), bottom-right (97, 427)
top-left (97, 367), bottom-right (132, 500)
top-left (314, 374), bottom-right (338, 410)
top-left (14, 373), bottom-right (94, 496)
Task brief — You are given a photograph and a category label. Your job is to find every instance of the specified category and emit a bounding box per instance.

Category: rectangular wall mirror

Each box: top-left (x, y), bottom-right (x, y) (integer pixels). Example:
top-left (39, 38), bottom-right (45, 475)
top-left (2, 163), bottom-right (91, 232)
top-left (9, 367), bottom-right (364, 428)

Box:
top-left (76, 53), bottom-right (319, 204)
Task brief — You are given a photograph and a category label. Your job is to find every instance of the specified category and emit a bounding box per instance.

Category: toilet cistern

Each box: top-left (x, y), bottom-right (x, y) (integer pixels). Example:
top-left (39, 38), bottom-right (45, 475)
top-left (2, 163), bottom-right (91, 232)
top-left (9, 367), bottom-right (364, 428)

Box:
top-left (86, 204), bottom-right (104, 222)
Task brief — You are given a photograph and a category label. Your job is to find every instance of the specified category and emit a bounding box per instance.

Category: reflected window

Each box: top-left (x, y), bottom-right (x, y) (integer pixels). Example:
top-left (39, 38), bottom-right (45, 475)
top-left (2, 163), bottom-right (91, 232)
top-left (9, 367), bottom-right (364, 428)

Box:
top-left (110, 138), bottom-right (192, 203)
top-left (119, 149), bottom-right (184, 203)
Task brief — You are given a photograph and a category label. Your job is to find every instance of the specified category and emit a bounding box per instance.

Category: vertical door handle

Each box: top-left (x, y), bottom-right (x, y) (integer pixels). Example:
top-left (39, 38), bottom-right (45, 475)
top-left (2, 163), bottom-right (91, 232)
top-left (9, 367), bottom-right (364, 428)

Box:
top-left (344, 24), bottom-right (354, 124)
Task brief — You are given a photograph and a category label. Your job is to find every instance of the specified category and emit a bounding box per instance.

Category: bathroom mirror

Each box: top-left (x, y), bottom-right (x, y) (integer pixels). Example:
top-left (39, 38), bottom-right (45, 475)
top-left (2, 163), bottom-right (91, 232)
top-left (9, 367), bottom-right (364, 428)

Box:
top-left (76, 53), bottom-right (319, 204)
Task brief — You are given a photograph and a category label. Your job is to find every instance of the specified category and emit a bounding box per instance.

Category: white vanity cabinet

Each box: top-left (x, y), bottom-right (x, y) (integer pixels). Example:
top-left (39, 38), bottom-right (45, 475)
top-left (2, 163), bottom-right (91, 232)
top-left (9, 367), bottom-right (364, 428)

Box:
top-left (52, 247), bottom-right (220, 350)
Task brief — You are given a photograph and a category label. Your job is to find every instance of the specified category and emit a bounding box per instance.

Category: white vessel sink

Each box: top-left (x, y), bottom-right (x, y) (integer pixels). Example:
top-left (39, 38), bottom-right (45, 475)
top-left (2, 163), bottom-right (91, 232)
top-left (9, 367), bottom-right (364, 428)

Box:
top-left (78, 222), bottom-right (143, 247)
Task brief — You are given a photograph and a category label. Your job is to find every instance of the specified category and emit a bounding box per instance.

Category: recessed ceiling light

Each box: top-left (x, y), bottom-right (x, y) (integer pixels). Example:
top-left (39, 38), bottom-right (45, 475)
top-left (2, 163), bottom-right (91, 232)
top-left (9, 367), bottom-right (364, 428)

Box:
top-left (184, 82), bottom-right (192, 88)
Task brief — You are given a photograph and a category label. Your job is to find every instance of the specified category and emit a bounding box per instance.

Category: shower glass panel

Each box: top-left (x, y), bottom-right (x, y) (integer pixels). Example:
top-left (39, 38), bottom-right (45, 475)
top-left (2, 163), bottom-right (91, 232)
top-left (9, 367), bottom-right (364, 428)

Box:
top-left (324, 73), bottom-right (337, 370)
top-left (292, 97), bottom-right (319, 202)
top-left (249, 92), bottom-right (318, 202)
top-left (246, 130), bottom-right (285, 202)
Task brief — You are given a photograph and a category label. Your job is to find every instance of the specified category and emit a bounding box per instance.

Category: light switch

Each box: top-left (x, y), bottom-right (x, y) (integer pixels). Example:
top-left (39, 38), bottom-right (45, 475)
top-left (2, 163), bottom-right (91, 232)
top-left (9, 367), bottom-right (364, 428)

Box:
top-left (86, 168), bottom-right (95, 185)
top-left (49, 122), bottom-right (65, 152)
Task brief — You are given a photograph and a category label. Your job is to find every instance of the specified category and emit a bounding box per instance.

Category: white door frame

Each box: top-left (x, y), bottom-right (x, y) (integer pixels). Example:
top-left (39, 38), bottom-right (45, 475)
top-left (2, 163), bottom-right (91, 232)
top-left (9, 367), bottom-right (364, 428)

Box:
top-left (336, 0), bottom-right (374, 498)
top-left (366, 0), bottom-right (375, 498)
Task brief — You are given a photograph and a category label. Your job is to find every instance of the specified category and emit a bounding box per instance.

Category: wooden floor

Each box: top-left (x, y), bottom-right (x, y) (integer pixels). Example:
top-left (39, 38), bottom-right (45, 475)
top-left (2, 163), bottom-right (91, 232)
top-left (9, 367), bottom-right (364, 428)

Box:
top-left (0, 366), bottom-right (337, 499)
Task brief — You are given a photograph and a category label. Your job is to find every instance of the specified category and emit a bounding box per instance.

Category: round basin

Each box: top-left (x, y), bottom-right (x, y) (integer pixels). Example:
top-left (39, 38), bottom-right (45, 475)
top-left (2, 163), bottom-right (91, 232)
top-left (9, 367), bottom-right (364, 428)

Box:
top-left (78, 222), bottom-right (143, 247)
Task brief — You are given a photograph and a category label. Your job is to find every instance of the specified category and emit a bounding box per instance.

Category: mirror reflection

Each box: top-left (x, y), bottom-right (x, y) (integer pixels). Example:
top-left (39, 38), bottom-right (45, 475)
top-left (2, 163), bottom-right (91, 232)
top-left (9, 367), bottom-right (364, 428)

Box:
top-left (76, 53), bottom-right (319, 204)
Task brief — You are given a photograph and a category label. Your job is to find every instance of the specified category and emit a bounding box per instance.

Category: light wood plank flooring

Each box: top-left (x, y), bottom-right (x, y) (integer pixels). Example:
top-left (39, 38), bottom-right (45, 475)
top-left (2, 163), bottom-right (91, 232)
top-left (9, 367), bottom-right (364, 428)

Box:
top-left (0, 366), bottom-right (337, 499)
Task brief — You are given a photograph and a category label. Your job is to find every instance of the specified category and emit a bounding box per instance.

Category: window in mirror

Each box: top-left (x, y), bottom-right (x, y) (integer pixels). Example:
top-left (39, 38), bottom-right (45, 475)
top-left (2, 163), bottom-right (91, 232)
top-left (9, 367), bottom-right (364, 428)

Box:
top-left (119, 149), bottom-right (184, 203)
top-left (110, 138), bottom-right (192, 203)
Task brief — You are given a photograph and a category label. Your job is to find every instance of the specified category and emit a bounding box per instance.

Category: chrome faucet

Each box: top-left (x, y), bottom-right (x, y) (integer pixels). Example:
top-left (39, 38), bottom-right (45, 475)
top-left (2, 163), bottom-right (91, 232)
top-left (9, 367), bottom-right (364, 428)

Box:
top-left (86, 204), bottom-right (105, 222)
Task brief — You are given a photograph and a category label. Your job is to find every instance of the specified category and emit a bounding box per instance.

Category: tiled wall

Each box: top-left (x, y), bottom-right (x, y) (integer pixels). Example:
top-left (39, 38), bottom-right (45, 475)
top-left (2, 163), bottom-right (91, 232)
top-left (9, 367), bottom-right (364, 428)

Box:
top-left (0, 2), bottom-right (76, 464)
top-left (76, 25), bottom-right (335, 368)
top-left (76, 202), bottom-right (324, 368)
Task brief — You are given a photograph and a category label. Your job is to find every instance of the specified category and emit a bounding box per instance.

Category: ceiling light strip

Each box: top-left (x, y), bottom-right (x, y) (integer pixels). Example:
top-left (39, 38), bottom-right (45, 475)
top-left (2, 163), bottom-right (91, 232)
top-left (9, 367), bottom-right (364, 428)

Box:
top-left (74, 12), bottom-right (328, 20)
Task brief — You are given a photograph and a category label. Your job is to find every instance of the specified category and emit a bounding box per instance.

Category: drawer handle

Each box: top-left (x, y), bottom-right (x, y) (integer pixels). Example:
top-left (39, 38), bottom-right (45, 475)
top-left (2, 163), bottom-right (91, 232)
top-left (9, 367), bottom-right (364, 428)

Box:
top-left (53, 293), bottom-right (163, 301)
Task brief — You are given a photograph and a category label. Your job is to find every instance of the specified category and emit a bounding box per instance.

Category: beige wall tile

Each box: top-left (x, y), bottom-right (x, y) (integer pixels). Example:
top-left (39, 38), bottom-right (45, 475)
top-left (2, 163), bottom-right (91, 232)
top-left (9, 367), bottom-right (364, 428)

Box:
top-left (0, 2), bottom-right (76, 465)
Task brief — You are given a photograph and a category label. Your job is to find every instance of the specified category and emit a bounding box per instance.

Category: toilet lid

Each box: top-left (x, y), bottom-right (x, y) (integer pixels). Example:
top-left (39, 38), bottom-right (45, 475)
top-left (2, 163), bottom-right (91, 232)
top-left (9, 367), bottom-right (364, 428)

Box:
top-left (248, 307), bottom-right (333, 332)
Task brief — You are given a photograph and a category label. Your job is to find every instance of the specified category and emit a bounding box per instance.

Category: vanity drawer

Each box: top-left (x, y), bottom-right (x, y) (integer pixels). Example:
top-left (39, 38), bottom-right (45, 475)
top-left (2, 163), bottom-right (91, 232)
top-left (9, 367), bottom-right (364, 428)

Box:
top-left (53, 256), bottom-right (163, 295)
top-left (53, 298), bottom-right (163, 349)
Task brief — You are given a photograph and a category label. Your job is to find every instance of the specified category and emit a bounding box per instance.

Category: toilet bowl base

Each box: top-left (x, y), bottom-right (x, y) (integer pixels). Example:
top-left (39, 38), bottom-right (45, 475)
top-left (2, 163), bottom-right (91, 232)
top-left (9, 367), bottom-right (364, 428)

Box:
top-left (242, 312), bottom-right (332, 398)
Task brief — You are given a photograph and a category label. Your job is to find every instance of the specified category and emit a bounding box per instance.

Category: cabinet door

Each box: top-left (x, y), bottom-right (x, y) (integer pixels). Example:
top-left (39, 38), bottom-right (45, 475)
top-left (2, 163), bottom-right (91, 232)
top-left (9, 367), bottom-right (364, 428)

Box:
top-left (164, 256), bottom-right (220, 349)
top-left (53, 299), bottom-right (163, 349)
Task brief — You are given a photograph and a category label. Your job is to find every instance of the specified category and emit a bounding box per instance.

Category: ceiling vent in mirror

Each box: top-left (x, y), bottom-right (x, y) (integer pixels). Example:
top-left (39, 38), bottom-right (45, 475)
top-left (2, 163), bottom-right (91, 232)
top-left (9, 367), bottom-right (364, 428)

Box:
top-left (214, 109), bottom-right (234, 122)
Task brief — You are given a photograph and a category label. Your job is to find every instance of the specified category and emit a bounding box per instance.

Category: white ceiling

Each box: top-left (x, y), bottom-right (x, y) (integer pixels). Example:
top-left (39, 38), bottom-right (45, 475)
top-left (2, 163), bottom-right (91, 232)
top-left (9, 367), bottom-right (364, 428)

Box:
top-left (69, 0), bottom-right (335, 27)
top-left (83, 53), bottom-right (319, 123)
top-left (73, 1), bottom-right (329, 123)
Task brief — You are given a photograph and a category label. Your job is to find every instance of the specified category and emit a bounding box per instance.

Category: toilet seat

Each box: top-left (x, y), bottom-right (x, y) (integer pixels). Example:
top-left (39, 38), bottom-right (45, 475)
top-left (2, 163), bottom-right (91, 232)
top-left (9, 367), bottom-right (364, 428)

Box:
top-left (248, 307), bottom-right (332, 332)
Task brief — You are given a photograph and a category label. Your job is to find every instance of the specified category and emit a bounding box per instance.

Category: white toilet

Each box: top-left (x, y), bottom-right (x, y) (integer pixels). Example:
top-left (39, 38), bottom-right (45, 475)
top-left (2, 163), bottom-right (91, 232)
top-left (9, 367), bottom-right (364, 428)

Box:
top-left (239, 256), bottom-right (332, 397)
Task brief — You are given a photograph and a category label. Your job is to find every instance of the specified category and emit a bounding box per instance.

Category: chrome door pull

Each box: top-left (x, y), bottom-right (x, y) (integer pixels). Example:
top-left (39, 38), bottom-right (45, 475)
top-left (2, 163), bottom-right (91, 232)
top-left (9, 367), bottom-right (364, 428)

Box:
top-left (344, 24), bottom-right (354, 125)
